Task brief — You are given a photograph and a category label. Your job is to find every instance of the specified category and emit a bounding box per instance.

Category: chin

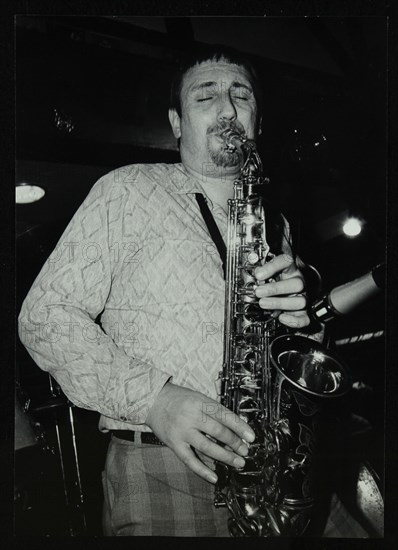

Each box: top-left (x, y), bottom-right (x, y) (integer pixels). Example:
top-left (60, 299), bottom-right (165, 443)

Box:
top-left (209, 147), bottom-right (243, 169)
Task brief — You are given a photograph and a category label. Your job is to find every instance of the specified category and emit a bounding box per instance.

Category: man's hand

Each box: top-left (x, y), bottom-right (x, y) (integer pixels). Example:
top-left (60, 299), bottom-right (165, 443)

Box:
top-left (146, 382), bottom-right (255, 484)
top-left (254, 253), bottom-right (310, 329)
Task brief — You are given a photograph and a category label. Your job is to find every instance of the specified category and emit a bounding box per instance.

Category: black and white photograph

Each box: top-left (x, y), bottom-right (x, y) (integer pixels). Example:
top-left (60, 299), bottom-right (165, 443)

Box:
top-left (14, 14), bottom-right (389, 539)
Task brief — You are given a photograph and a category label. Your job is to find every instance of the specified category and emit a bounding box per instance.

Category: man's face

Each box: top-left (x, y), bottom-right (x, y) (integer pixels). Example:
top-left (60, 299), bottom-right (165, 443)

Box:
top-left (169, 59), bottom-right (259, 178)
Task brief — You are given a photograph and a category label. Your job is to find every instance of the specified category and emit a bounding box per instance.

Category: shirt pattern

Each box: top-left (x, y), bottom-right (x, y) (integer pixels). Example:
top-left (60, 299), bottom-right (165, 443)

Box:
top-left (19, 162), bottom-right (293, 433)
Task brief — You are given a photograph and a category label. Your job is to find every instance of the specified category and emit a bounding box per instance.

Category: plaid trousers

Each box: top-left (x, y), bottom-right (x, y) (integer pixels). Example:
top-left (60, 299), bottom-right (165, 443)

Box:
top-left (102, 434), bottom-right (369, 537)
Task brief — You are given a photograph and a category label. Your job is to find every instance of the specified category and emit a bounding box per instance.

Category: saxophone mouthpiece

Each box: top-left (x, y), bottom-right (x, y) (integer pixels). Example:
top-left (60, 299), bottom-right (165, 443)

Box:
top-left (220, 128), bottom-right (247, 153)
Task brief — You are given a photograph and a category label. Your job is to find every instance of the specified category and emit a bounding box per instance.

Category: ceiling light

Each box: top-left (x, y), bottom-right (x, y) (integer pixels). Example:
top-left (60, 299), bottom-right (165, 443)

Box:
top-left (16, 183), bottom-right (46, 204)
top-left (342, 217), bottom-right (362, 237)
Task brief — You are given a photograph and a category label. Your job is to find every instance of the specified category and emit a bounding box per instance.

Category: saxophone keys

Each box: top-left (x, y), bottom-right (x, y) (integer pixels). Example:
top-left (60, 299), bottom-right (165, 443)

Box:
top-left (247, 251), bottom-right (259, 264)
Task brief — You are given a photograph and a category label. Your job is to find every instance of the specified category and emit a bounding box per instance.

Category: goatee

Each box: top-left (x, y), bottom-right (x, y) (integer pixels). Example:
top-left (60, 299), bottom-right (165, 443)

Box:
top-left (208, 145), bottom-right (242, 168)
top-left (207, 121), bottom-right (245, 168)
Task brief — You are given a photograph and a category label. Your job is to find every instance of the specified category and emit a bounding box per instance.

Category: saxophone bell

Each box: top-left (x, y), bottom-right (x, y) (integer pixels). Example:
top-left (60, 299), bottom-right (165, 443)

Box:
top-left (270, 335), bottom-right (351, 398)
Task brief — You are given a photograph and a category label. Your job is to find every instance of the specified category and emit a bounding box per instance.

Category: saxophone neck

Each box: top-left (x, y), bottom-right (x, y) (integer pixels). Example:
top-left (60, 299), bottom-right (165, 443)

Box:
top-left (241, 140), bottom-right (263, 181)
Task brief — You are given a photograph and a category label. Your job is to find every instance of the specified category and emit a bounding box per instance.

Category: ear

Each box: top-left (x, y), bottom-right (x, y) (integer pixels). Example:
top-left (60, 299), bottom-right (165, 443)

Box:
top-left (168, 108), bottom-right (181, 139)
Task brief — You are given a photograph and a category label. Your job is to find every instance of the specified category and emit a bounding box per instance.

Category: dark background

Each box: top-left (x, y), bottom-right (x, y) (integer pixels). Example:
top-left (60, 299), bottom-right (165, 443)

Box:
top-left (14, 15), bottom-right (387, 537)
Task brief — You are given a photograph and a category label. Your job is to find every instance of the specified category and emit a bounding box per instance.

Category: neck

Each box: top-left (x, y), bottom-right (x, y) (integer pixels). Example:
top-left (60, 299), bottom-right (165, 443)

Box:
top-left (182, 162), bottom-right (240, 210)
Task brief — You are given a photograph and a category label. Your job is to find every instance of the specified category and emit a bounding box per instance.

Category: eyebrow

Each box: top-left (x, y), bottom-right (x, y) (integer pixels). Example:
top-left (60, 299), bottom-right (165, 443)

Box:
top-left (189, 80), bottom-right (253, 94)
top-left (230, 81), bottom-right (253, 93)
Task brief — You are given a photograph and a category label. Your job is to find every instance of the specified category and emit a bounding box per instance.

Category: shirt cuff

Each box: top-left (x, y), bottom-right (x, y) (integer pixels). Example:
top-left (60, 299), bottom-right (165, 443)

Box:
top-left (117, 362), bottom-right (172, 424)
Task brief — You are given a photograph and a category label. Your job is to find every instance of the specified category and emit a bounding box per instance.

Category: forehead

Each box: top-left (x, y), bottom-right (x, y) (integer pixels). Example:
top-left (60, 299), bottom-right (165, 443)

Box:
top-left (181, 60), bottom-right (253, 95)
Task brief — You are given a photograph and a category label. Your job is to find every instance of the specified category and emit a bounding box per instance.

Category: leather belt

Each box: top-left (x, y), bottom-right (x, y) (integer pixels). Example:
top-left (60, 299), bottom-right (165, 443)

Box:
top-left (111, 429), bottom-right (165, 446)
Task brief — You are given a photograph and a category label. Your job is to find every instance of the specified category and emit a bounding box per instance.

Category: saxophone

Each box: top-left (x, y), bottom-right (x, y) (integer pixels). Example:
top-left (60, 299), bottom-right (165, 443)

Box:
top-left (213, 127), bottom-right (351, 537)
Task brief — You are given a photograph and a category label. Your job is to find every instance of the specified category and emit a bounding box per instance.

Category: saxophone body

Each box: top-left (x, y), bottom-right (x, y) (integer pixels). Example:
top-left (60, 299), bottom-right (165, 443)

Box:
top-left (214, 128), bottom-right (351, 537)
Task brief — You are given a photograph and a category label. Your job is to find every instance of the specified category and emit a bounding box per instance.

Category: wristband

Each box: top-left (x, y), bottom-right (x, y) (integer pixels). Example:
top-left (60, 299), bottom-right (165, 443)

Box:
top-left (310, 293), bottom-right (342, 323)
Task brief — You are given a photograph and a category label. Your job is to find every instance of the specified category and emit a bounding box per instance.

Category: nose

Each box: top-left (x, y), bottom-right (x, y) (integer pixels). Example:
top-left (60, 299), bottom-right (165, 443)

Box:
top-left (216, 91), bottom-right (237, 123)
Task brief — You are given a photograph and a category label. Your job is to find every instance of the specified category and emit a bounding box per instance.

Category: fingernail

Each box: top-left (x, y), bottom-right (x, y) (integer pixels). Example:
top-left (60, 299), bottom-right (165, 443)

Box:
top-left (260, 298), bottom-right (273, 307)
top-left (208, 472), bottom-right (218, 484)
top-left (233, 457), bottom-right (246, 468)
top-left (244, 431), bottom-right (255, 443)
top-left (255, 286), bottom-right (267, 297)
top-left (280, 316), bottom-right (299, 327)
top-left (237, 443), bottom-right (249, 456)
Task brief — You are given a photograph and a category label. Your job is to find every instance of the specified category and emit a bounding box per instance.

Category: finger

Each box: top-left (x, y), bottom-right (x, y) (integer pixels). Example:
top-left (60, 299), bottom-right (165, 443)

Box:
top-left (279, 311), bottom-right (310, 328)
top-left (201, 416), bottom-right (250, 456)
top-left (255, 277), bottom-right (304, 298)
top-left (254, 254), bottom-right (294, 281)
top-left (175, 442), bottom-right (218, 484)
top-left (281, 309), bottom-right (308, 317)
top-left (258, 295), bottom-right (307, 311)
top-left (202, 401), bottom-right (255, 443)
top-left (193, 433), bottom-right (246, 469)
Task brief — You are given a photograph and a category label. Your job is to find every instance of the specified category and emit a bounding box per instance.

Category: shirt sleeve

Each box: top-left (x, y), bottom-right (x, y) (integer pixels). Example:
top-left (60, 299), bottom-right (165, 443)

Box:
top-left (18, 170), bottom-right (171, 425)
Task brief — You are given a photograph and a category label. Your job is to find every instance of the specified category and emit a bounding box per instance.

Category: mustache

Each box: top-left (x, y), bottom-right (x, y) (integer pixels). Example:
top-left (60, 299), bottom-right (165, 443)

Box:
top-left (206, 121), bottom-right (245, 136)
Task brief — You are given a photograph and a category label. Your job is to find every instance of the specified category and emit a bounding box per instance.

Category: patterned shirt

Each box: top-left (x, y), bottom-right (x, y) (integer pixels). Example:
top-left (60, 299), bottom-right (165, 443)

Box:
top-left (18, 163), bottom-right (293, 433)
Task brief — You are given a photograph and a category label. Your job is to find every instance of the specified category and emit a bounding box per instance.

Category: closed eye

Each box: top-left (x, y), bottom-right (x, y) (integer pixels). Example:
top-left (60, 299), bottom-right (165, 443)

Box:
top-left (232, 95), bottom-right (249, 101)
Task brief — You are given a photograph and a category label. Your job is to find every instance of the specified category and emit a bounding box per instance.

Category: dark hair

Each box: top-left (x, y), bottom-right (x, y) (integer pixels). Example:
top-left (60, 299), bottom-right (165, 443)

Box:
top-left (170, 44), bottom-right (263, 122)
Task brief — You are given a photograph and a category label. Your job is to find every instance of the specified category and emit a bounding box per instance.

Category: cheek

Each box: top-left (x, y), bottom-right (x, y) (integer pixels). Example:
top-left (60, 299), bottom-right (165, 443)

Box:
top-left (180, 116), bottom-right (209, 152)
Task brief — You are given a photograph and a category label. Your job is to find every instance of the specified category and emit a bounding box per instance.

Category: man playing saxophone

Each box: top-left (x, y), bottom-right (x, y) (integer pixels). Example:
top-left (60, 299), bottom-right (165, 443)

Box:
top-left (18, 45), bottom-right (366, 537)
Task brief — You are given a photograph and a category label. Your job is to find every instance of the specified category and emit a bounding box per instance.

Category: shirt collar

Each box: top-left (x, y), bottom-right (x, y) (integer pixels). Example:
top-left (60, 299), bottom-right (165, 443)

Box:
top-left (169, 163), bottom-right (216, 209)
